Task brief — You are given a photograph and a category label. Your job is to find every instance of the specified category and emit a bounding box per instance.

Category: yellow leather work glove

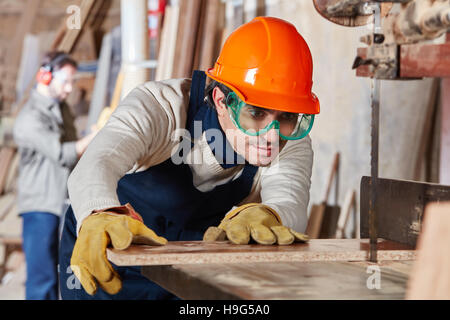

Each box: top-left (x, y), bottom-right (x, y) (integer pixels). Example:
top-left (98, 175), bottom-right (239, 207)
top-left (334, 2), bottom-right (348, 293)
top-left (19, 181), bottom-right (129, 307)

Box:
top-left (203, 203), bottom-right (309, 245)
top-left (70, 203), bottom-right (167, 295)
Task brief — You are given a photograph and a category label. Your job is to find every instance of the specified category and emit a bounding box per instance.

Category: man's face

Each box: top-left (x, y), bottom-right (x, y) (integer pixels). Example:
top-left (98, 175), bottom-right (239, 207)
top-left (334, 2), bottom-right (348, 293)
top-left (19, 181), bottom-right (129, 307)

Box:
top-left (48, 64), bottom-right (76, 101)
top-left (213, 87), bottom-right (287, 167)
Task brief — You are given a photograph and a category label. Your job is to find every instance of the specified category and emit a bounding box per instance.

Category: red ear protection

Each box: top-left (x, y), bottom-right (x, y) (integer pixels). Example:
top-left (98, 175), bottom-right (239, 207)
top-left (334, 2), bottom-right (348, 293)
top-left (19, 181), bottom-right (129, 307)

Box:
top-left (36, 66), bottom-right (53, 85)
top-left (36, 53), bottom-right (70, 86)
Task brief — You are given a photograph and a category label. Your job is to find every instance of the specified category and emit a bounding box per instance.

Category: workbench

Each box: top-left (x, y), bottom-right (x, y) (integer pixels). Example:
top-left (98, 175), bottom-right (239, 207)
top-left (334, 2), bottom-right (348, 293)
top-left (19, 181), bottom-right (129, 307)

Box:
top-left (107, 239), bottom-right (416, 300)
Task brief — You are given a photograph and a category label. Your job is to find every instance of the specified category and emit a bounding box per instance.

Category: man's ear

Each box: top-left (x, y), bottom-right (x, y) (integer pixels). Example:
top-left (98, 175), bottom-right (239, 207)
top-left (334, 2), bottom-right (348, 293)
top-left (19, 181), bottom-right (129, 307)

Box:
top-left (212, 86), bottom-right (227, 116)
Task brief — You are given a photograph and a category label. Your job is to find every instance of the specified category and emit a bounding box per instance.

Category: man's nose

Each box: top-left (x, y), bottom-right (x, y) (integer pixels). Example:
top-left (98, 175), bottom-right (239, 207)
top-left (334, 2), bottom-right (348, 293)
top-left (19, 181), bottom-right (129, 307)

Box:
top-left (262, 126), bottom-right (280, 144)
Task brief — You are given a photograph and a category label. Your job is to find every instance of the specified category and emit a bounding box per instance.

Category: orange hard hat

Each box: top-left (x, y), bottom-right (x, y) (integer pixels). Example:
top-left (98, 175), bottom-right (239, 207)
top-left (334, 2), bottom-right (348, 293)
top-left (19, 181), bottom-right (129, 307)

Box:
top-left (206, 16), bottom-right (320, 115)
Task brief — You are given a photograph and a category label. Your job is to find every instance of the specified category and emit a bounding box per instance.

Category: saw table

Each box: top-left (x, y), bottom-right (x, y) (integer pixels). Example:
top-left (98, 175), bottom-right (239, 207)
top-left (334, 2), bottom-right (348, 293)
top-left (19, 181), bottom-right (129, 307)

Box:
top-left (107, 239), bottom-right (416, 300)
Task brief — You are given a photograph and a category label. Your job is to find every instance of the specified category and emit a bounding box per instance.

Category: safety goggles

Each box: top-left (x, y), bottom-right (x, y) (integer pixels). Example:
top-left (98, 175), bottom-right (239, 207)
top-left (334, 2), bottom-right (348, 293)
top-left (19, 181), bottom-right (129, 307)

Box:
top-left (225, 92), bottom-right (314, 140)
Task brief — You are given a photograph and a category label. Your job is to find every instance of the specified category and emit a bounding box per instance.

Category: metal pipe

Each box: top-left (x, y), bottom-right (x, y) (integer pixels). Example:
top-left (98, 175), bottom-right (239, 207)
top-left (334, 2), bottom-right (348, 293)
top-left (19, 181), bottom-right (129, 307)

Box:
top-left (121, 0), bottom-right (150, 98)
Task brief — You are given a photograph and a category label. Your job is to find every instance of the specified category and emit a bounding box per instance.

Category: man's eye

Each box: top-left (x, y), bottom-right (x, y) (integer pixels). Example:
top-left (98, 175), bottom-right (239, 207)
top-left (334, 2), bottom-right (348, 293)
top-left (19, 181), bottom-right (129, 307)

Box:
top-left (281, 113), bottom-right (298, 121)
top-left (249, 108), bottom-right (266, 118)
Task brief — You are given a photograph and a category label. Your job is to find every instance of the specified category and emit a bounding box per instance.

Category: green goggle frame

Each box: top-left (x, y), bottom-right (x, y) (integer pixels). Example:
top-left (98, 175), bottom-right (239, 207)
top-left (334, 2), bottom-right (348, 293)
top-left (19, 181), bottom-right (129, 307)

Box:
top-left (225, 92), bottom-right (315, 140)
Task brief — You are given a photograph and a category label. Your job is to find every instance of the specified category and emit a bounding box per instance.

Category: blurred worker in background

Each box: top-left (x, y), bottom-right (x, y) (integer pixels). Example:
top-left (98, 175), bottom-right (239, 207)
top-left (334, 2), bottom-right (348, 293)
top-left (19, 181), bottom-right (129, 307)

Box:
top-left (59, 17), bottom-right (320, 300)
top-left (13, 51), bottom-right (98, 300)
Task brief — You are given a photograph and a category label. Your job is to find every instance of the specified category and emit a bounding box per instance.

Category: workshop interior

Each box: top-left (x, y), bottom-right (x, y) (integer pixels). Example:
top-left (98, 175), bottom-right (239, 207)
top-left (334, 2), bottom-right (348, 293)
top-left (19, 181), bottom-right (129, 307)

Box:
top-left (0, 0), bottom-right (449, 301)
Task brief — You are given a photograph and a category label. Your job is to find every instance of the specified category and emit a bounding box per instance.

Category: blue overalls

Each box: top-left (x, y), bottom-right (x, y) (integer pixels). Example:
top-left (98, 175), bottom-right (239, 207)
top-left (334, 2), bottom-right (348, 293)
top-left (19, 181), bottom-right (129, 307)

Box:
top-left (59, 71), bottom-right (258, 299)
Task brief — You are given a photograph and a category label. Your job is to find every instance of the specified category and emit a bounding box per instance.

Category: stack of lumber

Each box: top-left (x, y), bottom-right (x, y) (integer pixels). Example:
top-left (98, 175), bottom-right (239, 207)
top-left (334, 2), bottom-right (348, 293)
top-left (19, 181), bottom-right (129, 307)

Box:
top-left (155, 0), bottom-right (226, 81)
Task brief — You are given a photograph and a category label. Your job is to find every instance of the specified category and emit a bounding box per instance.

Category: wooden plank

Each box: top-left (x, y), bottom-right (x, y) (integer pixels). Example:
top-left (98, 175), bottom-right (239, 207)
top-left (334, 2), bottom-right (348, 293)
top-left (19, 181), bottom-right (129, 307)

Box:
top-left (15, 33), bottom-right (40, 102)
top-left (400, 42), bottom-right (450, 78)
top-left (0, 199), bottom-right (20, 238)
top-left (171, 0), bottom-right (203, 78)
top-left (155, 4), bottom-right (180, 81)
top-left (196, 0), bottom-right (224, 71)
top-left (86, 32), bottom-right (112, 129)
top-left (335, 190), bottom-right (356, 239)
top-left (306, 204), bottom-right (326, 238)
top-left (0, 236), bottom-right (22, 246)
top-left (96, 71), bottom-right (124, 129)
top-left (306, 153), bottom-right (340, 238)
top-left (413, 78), bottom-right (440, 181)
top-left (441, 77), bottom-right (450, 185)
top-left (192, 0), bottom-right (207, 71)
top-left (57, 0), bottom-right (96, 53)
top-left (0, 193), bottom-right (16, 221)
top-left (356, 42), bottom-right (450, 78)
top-left (3, 151), bottom-right (18, 194)
top-left (107, 239), bottom-right (415, 267)
top-left (406, 202), bottom-right (450, 299)
top-left (142, 260), bottom-right (413, 300)
top-left (69, 27), bottom-right (97, 62)
top-left (0, 147), bottom-right (16, 195)
top-left (360, 176), bottom-right (450, 247)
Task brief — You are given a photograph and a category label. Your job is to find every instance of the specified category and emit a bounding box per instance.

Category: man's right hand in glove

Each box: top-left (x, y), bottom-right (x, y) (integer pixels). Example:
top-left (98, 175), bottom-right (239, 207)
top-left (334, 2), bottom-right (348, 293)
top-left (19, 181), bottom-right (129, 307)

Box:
top-left (70, 203), bottom-right (167, 295)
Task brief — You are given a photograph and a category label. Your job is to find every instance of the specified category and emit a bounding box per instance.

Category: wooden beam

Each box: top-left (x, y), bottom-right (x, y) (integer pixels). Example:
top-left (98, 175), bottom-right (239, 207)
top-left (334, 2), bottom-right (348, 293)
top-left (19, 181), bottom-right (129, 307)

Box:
top-left (440, 77), bottom-right (450, 185)
top-left (0, 147), bottom-right (16, 195)
top-left (413, 78), bottom-right (440, 181)
top-left (356, 42), bottom-right (450, 78)
top-left (306, 153), bottom-right (340, 238)
top-left (400, 42), bottom-right (450, 78)
top-left (171, 0), bottom-right (203, 78)
top-left (406, 202), bottom-right (450, 299)
top-left (335, 190), bottom-right (356, 238)
top-left (143, 260), bottom-right (413, 300)
top-left (57, 0), bottom-right (97, 53)
top-left (155, 4), bottom-right (179, 81)
top-left (107, 239), bottom-right (415, 267)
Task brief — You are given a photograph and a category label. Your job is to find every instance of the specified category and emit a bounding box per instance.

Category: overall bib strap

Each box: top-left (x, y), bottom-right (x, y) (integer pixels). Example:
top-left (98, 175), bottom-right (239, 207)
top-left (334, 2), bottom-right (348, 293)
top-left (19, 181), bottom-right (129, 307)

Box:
top-left (186, 70), bottom-right (207, 130)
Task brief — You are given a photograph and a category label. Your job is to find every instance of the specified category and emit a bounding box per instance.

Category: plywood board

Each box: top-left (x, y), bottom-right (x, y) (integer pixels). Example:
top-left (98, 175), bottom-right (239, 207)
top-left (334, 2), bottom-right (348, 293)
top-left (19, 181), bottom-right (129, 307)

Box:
top-left (142, 260), bottom-right (414, 300)
top-left (107, 239), bottom-right (415, 267)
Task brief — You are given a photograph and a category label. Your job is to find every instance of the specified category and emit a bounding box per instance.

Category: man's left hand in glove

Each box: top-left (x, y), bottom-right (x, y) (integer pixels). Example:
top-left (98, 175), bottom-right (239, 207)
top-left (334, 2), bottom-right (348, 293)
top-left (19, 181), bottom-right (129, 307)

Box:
top-left (203, 203), bottom-right (309, 245)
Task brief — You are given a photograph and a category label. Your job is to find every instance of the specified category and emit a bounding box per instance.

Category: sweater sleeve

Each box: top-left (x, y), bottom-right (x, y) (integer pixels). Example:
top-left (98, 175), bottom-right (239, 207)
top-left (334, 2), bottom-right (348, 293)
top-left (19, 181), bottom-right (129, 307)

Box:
top-left (67, 79), bottom-right (190, 233)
